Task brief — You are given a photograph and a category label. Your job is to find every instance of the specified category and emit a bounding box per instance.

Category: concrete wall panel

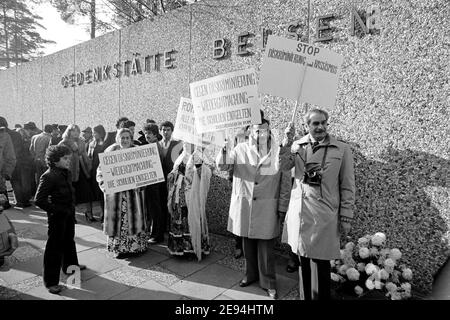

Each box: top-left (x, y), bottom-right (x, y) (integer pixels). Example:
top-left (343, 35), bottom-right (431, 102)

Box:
top-left (0, 67), bottom-right (19, 126)
top-left (41, 47), bottom-right (75, 127)
top-left (16, 60), bottom-right (43, 128)
top-left (119, 11), bottom-right (191, 128)
top-left (74, 30), bottom-right (121, 132)
top-left (0, 0), bottom-right (448, 294)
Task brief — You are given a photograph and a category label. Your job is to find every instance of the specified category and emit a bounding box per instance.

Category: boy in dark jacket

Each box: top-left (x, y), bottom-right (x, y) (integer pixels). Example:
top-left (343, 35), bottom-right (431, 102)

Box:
top-left (35, 145), bottom-right (86, 294)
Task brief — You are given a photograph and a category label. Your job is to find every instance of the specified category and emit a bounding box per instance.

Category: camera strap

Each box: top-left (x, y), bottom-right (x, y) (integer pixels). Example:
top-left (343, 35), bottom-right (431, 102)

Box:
top-left (304, 143), bottom-right (329, 168)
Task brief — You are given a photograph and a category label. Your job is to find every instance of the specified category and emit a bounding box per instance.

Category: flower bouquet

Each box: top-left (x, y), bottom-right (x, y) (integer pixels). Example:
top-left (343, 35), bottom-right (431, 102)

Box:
top-left (330, 232), bottom-right (413, 300)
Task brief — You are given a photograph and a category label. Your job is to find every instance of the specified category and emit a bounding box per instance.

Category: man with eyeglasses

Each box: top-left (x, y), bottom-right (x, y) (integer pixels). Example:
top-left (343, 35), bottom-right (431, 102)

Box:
top-left (280, 108), bottom-right (355, 300)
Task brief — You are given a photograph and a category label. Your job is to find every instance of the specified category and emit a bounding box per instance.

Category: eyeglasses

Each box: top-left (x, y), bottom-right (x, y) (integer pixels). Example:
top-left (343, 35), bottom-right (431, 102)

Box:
top-left (311, 121), bottom-right (328, 126)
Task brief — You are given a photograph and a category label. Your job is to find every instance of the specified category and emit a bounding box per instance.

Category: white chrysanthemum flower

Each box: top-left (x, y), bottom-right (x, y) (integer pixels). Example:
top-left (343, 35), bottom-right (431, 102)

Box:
top-left (365, 263), bottom-right (378, 275)
top-left (357, 236), bottom-right (370, 247)
top-left (401, 291), bottom-right (412, 299)
top-left (372, 270), bottom-right (382, 281)
top-left (330, 272), bottom-right (341, 282)
top-left (402, 268), bottom-right (413, 280)
top-left (391, 292), bottom-right (402, 300)
top-left (365, 279), bottom-right (375, 290)
top-left (374, 280), bottom-right (383, 290)
top-left (338, 264), bottom-right (349, 275)
top-left (371, 233), bottom-right (386, 246)
top-left (343, 253), bottom-right (356, 267)
top-left (340, 249), bottom-right (346, 259)
top-left (385, 282), bottom-right (397, 293)
top-left (346, 267), bottom-right (360, 281)
top-left (389, 248), bottom-right (402, 261)
top-left (379, 269), bottom-right (390, 280)
top-left (384, 258), bottom-right (396, 268)
top-left (391, 270), bottom-right (401, 284)
top-left (330, 260), bottom-right (336, 268)
top-left (401, 283), bottom-right (411, 293)
top-left (359, 247), bottom-right (370, 259)
top-left (345, 242), bottom-right (355, 251)
top-left (377, 256), bottom-right (386, 267)
top-left (354, 285), bottom-right (364, 296)
top-left (357, 262), bottom-right (366, 272)
top-left (370, 247), bottom-right (379, 257)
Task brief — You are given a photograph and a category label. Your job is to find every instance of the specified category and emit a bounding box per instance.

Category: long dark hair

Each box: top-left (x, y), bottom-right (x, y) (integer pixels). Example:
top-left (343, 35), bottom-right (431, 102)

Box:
top-left (93, 125), bottom-right (106, 141)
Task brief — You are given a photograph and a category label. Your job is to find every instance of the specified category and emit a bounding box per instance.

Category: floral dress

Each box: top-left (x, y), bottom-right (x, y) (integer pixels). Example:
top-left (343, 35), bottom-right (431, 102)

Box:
top-left (167, 162), bottom-right (211, 259)
top-left (107, 192), bottom-right (149, 254)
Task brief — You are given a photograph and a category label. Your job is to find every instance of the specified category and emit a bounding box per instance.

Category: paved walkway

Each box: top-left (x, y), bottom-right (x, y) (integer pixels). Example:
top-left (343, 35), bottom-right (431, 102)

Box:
top-left (0, 204), bottom-right (300, 300)
top-left (1, 203), bottom-right (449, 300)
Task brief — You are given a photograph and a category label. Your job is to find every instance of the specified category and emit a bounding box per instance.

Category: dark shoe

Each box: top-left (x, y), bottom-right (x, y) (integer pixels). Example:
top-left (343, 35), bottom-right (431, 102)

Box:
top-left (234, 248), bottom-right (243, 259)
top-left (15, 202), bottom-right (32, 209)
top-left (115, 252), bottom-right (131, 259)
top-left (2, 202), bottom-right (11, 210)
top-left (267, 289), bottom-right (278, 300)
top-left (47, 285), bottom-right (64, 294)
top-left (239, 278), bottom-right (258, 287)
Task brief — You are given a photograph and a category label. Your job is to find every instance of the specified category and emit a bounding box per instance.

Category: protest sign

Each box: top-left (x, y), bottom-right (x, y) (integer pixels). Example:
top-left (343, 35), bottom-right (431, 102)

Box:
top-left (173, 97), bottom-right (203, 146)
top-left (98, 144), bottom-right (164, 194)
top-left (258, 35), bottom-right (344, 110)
top-left (190, 68), bottom-right (261, 134)
top-left (173, 97), bottom-right (227, 150)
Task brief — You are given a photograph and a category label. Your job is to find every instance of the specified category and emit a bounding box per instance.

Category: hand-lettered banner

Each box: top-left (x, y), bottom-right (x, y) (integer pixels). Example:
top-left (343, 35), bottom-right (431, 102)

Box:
top-left (173, 97), bottom-right (203, 146)
top-left (98, 144), bottom-right (164, 194)
top-left (190, 68), bottom-right (261, 134)
top-left (259, 35), bottom-right (344, 109)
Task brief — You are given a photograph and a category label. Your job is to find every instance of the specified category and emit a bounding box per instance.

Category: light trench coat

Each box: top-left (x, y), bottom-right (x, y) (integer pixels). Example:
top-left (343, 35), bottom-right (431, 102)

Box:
top-left (216, 139), bottom-right (288, 240)
top-left (280, 134), bottom-right (355, 260)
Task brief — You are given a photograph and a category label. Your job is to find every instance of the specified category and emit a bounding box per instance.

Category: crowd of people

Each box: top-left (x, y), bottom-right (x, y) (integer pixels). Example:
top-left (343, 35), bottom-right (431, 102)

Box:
top-left (0, 108), bottom-right (355, 300)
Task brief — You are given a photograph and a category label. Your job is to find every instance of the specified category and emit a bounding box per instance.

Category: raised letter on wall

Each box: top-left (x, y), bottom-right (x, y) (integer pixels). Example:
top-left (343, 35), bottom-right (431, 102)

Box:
top-left (350, 6), bottom-right (369, 36)
top-left (213, 38), bottom-right (226, 59)
top-left (237, 32), bottom-right (252, 56)
top-left (316, 14), bottom-right (334, 42)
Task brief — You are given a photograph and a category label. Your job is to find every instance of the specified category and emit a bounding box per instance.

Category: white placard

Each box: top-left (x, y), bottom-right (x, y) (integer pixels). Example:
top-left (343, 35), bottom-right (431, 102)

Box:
top-left (98, 144), bottom-right (164, 194)
top-left (259, 35), bottom-right (344, 109)
top-left (190, 68), bottom-right (261, 134)
top-left (173, 97), bottom-right (203, 146)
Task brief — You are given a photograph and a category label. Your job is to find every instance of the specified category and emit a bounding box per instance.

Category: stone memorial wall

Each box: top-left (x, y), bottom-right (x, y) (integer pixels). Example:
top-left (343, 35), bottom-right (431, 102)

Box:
top-left (0, 0), bottom-right (448, 293)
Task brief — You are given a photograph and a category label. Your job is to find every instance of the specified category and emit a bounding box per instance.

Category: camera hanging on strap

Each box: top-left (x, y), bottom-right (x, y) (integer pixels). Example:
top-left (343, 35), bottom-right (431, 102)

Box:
top-left (303, 144), bottom-right (328, 188)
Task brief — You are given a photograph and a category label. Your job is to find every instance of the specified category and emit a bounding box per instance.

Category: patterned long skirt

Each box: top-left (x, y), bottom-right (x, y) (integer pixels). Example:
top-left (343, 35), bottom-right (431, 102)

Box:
top-left (107, 193), bottom-right (148, 254)
top-left (167, 205), bottom-right (210, 258)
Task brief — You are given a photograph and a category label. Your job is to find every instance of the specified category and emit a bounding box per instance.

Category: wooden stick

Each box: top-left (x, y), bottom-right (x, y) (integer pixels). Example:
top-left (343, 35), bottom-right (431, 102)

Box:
top-left (291, 62), bottom-right (308, 123)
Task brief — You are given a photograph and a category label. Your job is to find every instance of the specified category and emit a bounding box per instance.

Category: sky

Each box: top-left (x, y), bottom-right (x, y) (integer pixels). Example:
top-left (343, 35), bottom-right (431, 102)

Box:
top-left (31, 2), bottom-right (94, 56)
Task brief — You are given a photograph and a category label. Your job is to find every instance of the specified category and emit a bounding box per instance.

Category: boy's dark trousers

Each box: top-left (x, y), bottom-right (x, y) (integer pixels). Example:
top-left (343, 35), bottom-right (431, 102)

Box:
top-left (43, 211), bottom-right (78, 287)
